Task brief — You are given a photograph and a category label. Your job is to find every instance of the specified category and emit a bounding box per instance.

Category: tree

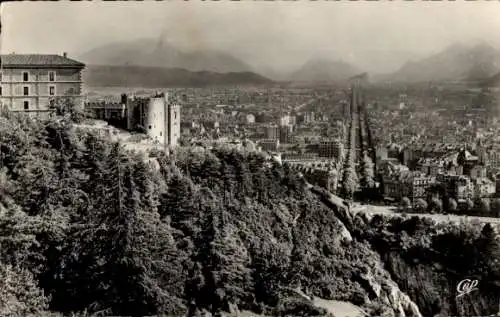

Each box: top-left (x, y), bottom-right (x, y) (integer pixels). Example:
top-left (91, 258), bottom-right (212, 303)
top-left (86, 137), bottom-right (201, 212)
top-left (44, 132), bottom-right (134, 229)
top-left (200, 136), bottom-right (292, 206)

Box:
top-left (341, 169), bottom-right (357, 200)
top-left (479, 198), bottom-right (491, 215)
top-left (430, 197), bottom-right (443, 214)
top-left (0, 264), bottom-right (49, 316)
top-left (52, 96), bottom-right (84, 123)
top-left (476, 224), bottom-right (500, 278)
top-left (208, 224), bottom-right (254, 311)
top-left (465, 198), bottom-right (474, 213)
top-left (400, 197), bottom-right (412, 212)
top-left (491, 198), bottom-right (500, 217)
top-left (57, 155), bottom-right (187, 316)
top-left (414, 198), bottom-right (428, 213)
top-left (447, 198), bottom-right (458, 213)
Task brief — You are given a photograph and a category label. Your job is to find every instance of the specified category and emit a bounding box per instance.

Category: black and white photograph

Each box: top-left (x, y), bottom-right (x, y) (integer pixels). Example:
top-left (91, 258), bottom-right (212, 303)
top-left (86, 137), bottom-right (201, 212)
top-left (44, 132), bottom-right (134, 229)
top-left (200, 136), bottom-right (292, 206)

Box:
top-left (1, 1), bottom-right (500, 316)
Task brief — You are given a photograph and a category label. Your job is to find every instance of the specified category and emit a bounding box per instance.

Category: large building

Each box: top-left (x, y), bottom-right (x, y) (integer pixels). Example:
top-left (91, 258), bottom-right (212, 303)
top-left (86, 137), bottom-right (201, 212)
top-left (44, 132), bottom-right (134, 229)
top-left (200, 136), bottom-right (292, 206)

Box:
top-left (279, 125), bottom-right (293, 144)
top-left (478, 145), bottom-right (500, 168)
top-left (318, 139), bottom-right (344, 160)
top-left (126, 92), bottom-right (181, 146)
top-left (0, 53), bottom-right (85, 118)
top-left (258, 139), bottom-right (279, 152)
top-left (86, 92), bottom-right (181, 147)
top-left (436, 173), bottom-right (473, 203)
top-left (382, 171), bottom-right (434, 202)
top-left (266, 125), bottom-right (279, 140)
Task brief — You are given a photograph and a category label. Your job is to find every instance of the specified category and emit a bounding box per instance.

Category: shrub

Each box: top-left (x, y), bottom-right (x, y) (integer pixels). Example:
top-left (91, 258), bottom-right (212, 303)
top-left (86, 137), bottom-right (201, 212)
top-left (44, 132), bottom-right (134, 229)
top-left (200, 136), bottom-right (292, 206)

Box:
top-left (0, 265), bottom-right (48, 316)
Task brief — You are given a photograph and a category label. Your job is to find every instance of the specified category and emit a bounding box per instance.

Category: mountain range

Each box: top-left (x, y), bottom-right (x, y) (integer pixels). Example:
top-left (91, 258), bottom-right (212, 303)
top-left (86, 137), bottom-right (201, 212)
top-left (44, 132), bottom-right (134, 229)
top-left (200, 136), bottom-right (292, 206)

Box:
top-left (83, 65), bottom-right (273, 88)
top-left (78, 38), bottom-right (364, 86)
top-left (79, 38), bottom-right (252, 73)
top-left (79, 38), bottom-right (500, 86)
top-left (376, 42), bottom-right (500, 84)
top-left (484, 71), bottom-right (500, 86)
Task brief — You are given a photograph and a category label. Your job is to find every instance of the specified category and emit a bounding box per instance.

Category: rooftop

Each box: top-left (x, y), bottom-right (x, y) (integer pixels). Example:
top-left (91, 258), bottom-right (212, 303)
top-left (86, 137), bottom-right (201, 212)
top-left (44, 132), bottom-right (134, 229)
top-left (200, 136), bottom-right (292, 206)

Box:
top-left (0, 54), bottom-right (85, 68)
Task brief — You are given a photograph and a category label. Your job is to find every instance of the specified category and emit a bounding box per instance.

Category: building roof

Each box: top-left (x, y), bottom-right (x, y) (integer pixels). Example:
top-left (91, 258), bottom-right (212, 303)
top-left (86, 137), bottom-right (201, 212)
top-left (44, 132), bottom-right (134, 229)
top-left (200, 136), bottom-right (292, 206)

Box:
top-left (0, 54), bottom-right (85, 68)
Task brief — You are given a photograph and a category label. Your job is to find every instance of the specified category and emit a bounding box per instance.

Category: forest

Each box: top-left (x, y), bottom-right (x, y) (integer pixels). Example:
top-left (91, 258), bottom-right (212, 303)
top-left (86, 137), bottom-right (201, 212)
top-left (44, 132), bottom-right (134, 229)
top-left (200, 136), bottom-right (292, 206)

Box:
top-left (0, 113), bottom-right (499, 317)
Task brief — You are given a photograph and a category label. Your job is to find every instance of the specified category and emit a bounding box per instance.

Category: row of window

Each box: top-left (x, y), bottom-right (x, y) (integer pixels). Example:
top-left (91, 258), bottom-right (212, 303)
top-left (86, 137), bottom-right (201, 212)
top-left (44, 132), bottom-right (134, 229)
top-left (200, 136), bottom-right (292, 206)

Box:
top-left (0, 71), bottom-right (56, 82)
top-left (0, 86), bottom-right (56, 96)
top-left (5, 100), bottom-right (45, 110)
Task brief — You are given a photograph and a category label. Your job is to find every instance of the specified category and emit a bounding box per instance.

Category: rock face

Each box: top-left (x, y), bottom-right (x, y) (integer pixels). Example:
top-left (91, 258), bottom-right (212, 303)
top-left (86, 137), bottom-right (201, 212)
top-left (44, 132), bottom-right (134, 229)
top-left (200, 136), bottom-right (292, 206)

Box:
top-left (309, 187), bottom-right (423, 317)
top-left (381, 280), bottom-right (423, 317)
top-left (337, 220), bottom-right (353, 243)
top-left (358, 266), bottom-right (423, 317)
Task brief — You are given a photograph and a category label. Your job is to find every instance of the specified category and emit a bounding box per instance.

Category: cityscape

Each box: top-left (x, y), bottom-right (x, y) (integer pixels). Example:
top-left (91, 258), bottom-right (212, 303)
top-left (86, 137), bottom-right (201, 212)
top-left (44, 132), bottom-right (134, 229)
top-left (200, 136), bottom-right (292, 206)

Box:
top-left (1, 2), bottom-right (500, 317)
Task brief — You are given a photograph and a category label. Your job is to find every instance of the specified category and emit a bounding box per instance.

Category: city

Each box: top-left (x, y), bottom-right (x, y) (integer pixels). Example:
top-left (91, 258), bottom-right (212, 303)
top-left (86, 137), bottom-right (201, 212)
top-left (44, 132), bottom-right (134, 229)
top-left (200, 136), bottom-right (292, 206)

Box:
top-left (1, 2), bottom-right (500, 317)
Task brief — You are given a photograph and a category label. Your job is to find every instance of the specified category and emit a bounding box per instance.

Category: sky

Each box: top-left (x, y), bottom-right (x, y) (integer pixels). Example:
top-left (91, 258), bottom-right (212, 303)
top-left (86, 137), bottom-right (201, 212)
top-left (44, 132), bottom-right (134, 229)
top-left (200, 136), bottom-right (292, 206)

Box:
top-left (2, 1), bottom-right (500, 75)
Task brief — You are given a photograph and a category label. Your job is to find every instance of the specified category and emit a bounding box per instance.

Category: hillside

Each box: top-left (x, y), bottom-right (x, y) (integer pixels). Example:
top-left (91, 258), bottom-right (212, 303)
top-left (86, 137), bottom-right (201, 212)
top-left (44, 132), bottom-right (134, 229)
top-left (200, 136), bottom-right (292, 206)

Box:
top-left (385, 43), bottom-right (500, 83)
top-left (83, 65), bottom-right (274, 87)
top-left (290, 59), bottom-right (361, 84)
top-left (0, 114), bottom-right (499, 316)
top-left (483, 71), bottom-right (500, 87)
top-left (79, 38), bottom-right (253, 73)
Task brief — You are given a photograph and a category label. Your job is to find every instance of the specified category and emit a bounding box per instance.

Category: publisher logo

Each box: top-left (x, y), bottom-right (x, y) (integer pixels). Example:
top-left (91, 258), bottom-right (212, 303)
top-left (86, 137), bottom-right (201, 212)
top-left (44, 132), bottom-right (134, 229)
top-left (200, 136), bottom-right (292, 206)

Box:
top-left (456, 279), bottom-right (479, 298)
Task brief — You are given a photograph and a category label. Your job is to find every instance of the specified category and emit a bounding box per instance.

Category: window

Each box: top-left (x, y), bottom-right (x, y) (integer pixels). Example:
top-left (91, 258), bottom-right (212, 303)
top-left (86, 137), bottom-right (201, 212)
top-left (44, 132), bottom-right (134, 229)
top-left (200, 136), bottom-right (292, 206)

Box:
top-left (49, 71), bottom-right (55, 82)
top-left (49, 86), bottom-right (55, 96)
top-left (0, 86), bottom-right (2, 96)
top-left (148, 125), bottom-right (152, 130)
top-left (23, 101), bottom-right (29, 110)
top-left (174, 111), bottom-right (177, 119)
top-left (22, 72), bottom-right (29, 82)
top-left (23, 86), bottom-right (29, 96)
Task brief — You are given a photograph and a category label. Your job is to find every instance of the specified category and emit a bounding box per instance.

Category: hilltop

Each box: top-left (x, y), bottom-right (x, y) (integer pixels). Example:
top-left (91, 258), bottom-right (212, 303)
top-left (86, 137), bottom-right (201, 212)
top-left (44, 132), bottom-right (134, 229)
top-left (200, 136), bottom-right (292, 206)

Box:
top-left (378, 42), bottom-right (500, 83)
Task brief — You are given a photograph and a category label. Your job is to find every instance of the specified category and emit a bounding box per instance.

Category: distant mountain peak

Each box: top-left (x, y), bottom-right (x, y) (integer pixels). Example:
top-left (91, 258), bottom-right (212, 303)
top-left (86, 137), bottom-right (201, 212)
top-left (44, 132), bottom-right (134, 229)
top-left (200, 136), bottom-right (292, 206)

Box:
top-left (382, 41), bottom-right (500, 83)
top-left (79, 38), bottom-right (254, 74)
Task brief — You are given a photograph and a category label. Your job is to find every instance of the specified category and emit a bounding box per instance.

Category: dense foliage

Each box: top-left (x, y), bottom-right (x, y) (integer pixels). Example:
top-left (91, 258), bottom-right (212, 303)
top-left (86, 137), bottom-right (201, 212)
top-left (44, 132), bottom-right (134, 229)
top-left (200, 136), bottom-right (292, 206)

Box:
top-left (354, 214), bottom-right (500, 317)
top-left (3, 113), bottom-right (499, 317)
top-left (0, 114), bottom-right (385, 316)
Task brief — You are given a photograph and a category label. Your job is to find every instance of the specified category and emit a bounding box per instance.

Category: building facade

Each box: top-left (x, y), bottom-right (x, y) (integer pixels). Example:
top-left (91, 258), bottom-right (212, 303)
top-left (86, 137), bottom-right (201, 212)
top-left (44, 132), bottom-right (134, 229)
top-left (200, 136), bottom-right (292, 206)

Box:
top-left (0, 53), bottom-right (85, 118)
top-left (86, 92), bottom-right (181, 147)
top-left (281, 152), bottom-right (319, 162)
top-left (318, 140), bottom-right (344, 160)
top-left (258, 139), bottom-right (279, 152)
top-left (279, 125), bottom-right (293, 144)
top-left (266, 125), bottom-right (279, 140)
top-left (382, 170), bottom-right (434, 202)
top-left (478, 146), bottom-right (500, 168)
top-left (127, 93), bottom-right (181, 146)
top-left (472, 178), bottom-right (495, 199)
top-left (437, 174), bottom-right (473, 202)
top-left (304, 112), bottom-right (315, 124)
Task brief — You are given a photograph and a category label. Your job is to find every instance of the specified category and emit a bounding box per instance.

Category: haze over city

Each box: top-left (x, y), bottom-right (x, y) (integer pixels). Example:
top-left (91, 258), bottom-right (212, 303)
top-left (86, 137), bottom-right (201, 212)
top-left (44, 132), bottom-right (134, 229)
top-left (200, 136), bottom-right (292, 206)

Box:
top-left (3, 1), bottom-right (500, 77)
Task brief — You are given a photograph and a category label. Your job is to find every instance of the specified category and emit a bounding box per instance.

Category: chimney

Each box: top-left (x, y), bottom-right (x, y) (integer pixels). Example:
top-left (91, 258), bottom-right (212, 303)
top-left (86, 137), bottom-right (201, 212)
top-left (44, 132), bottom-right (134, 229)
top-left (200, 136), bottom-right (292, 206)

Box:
top-left (63, 52), bottom-right (67, 58)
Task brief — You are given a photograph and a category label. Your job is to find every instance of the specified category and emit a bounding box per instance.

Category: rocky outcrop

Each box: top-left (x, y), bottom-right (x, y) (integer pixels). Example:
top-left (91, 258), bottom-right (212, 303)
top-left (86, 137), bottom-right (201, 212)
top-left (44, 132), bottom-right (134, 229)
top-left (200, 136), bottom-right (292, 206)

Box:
top-left (359, 268), bottom-right (422, 317)
top-left (380, 280), bottom-right (422, 317)
top-left (309, 186), bottom-right (353, 243)
top-left (337, 220), bottom-right (353, 243)
top-left (309, 186), bottom-right (423, 317)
